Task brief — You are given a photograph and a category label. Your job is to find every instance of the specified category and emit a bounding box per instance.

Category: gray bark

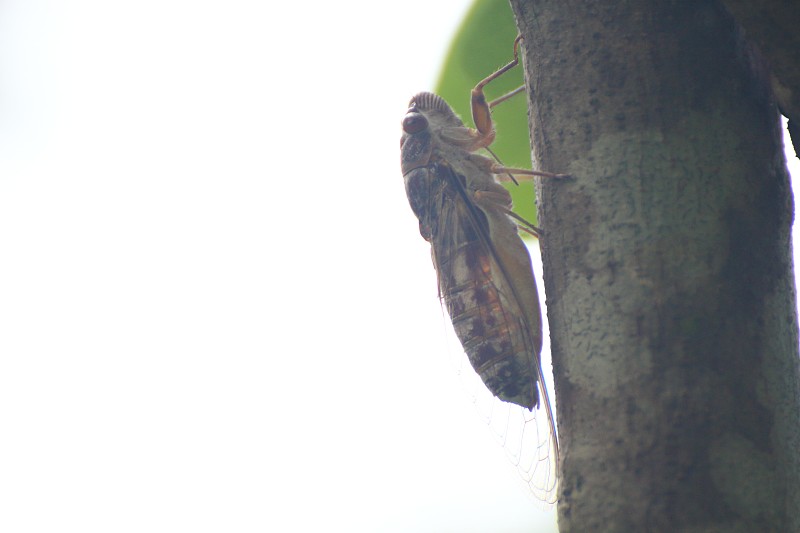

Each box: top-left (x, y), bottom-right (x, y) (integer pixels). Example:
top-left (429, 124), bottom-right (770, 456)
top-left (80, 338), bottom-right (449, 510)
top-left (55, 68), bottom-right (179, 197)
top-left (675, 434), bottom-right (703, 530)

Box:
top-left (716, 0), bottom-right (800, 159)
top-left (508, 0), bottom-right (800, 531)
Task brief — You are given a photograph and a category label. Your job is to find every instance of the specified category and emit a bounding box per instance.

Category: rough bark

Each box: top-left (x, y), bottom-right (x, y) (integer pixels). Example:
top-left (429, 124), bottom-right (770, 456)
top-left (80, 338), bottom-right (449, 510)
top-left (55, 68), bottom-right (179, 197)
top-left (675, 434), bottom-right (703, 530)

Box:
top-left (716, 0), bottom-right (800, 159)
top-left (508, 1), bottom-right (800, 531)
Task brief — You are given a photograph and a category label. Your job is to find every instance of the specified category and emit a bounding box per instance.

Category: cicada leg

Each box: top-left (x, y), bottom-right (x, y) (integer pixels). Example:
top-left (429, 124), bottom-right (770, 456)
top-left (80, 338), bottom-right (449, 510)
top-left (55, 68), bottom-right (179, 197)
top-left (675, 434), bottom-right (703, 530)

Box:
top-left (473, 190), bottom-right (543, 238)
top-left (470, 36), bottom-right (524, 145)
top-left (484, 164), bottom-right (570, 236)
top-left (492, 165), bottom-right (571, 180)
top-left (470, 36), bottom-right (571, 184)
top-left (488, 85), bottom-right (526, 109)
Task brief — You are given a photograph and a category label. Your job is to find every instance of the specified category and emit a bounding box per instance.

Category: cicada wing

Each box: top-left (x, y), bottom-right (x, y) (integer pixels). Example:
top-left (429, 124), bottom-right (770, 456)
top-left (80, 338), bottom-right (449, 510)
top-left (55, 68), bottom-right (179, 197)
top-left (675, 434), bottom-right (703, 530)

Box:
top-left (436, 260), bottom-right (559, 504)
top-left (431, 169), bottom-right (538, 407)
top-left (428, 163), bottom-right (559, 502)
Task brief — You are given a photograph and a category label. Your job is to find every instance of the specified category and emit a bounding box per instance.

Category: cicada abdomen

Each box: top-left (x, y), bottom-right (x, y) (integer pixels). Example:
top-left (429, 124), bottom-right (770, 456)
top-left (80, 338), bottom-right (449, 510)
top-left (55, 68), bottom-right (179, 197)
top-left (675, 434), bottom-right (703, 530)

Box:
top-left (400, 48), bottom-right (563, 501)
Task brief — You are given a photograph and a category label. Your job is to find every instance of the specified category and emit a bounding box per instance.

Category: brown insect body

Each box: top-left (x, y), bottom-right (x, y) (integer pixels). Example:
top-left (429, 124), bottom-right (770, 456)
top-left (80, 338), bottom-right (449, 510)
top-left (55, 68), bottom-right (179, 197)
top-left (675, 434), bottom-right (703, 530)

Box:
top-left (400, 41), bottom-right (563, 502)
top-left (401, 91), bottom-right (543, 410)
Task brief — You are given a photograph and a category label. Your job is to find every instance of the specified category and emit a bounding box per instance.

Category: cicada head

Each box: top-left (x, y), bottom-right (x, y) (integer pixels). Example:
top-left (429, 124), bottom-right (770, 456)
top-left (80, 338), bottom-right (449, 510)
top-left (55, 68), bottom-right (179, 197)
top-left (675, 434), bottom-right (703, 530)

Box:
top-left (400, 92), bottom-right (466, 175)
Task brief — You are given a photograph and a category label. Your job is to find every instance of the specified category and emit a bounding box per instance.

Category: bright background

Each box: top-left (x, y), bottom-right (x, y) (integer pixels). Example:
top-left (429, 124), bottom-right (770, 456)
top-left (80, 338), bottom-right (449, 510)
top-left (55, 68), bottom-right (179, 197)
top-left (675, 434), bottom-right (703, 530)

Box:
top-left (0, 2), bottom-right (797, 532)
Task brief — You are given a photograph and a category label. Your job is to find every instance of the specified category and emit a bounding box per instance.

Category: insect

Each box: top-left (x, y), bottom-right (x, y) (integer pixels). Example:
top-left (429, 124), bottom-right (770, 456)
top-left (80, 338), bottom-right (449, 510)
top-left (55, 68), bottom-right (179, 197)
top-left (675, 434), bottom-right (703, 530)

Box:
top-left (400, 38), bottom-right (562, 501)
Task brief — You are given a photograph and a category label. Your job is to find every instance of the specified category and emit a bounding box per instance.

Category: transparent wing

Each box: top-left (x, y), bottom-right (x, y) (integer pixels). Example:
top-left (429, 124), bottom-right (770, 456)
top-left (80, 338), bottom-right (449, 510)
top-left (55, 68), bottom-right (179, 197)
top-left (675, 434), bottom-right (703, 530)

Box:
top-left (429, 163), bottom-right (559, 502)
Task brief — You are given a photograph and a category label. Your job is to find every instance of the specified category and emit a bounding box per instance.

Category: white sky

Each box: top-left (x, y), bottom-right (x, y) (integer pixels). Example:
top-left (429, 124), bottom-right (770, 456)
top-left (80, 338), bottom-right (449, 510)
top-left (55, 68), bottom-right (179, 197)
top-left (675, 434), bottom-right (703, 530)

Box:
top-left (0, 2), bottom-right (797, 532)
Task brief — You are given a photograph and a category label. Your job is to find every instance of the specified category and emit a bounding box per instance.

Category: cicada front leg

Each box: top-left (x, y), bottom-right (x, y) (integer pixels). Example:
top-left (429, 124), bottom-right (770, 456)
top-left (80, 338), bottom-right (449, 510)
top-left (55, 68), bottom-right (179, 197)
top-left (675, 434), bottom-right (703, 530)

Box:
top-left (468, 37), bottom-right (523, 149)
top-left (468, 36), bottom-right (570, 183)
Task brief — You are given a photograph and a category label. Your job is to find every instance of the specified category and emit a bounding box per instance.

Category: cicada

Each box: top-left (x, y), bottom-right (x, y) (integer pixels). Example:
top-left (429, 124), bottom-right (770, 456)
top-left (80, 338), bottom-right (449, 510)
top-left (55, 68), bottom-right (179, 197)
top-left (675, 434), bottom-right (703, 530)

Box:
top-left (400, 39), bottom-right (562, 501)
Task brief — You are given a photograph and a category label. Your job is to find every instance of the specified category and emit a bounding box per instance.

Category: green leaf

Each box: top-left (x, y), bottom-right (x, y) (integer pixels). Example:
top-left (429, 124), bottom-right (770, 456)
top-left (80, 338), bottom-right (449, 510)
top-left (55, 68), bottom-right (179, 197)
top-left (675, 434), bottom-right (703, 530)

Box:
top-left (434, 0), bottom-right (538, 227)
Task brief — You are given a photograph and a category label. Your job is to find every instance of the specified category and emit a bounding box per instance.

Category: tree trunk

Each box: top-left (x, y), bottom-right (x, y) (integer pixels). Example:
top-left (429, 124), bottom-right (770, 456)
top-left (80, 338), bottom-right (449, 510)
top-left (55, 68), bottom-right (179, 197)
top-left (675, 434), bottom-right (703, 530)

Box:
top-left (716, 0), bottom-right (800, 159)
top-left (508, 1), bottom-right (800, 531)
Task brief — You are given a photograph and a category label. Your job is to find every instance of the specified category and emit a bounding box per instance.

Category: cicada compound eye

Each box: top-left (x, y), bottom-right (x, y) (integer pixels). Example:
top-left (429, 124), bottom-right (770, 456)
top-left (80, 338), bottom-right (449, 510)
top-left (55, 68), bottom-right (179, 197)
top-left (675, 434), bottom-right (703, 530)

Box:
top-left (402, 112), bottom-right (428, 134)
